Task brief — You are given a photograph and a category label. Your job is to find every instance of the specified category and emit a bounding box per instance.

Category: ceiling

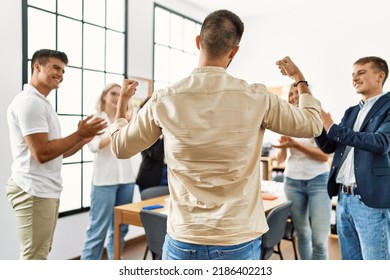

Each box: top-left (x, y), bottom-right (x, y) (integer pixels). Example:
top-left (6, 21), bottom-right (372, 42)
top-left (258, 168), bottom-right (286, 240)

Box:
top-left (180, 0), bottom-right (314, 19)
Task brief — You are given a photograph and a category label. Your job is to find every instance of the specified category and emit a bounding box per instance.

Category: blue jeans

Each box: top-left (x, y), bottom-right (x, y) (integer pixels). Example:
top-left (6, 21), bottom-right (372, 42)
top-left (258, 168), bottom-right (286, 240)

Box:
top-left (81, 183), bottom-right (134, 260)
top-left (284, 173), bottom-right (331, 260)
top-left (162, 234), bottom-right (261, 260)
top-left (337, 191), bottom-right (390, 260)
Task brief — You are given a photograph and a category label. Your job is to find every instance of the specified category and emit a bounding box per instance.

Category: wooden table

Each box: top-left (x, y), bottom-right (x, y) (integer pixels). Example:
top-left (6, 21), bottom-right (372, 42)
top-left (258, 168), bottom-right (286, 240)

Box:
top-left (114, 195), bottom-right (169, 259)
top-left (114, 187), bottom-right (286, 259)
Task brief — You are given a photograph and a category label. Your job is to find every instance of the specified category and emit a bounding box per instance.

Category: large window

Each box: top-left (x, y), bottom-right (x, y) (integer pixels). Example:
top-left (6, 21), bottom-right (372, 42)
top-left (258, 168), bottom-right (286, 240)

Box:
top-left (153, 4), bottom-right (201, 90)
top-left (22, 0), bottom-right (128, 216)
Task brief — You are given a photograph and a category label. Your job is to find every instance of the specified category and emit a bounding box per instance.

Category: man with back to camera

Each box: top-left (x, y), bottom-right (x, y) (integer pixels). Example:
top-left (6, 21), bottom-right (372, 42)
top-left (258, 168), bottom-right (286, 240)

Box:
top-left (110, 10), bottom-right (323, 260)
top-left (6, 49), bottom-right (107, 259)
top-left (315, 56), bottom-right (390, 260)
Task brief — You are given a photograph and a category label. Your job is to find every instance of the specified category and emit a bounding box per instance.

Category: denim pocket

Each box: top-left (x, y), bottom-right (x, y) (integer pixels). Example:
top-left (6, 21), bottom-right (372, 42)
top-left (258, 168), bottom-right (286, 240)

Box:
top-left (216, 238), bottom-right (260, 260)
top-left (164, 236), bottom-right (197, 260)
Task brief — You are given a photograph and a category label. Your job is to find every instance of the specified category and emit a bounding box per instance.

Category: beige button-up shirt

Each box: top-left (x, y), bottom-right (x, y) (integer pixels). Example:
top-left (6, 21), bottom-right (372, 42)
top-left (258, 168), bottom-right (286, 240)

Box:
top-left (111, 67), bottom-right (322, 245)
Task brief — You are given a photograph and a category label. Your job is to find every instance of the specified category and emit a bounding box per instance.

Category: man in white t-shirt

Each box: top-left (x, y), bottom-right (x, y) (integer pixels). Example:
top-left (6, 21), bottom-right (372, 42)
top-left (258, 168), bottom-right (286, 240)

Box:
top-left (6, 49), bottom-right (107, 260)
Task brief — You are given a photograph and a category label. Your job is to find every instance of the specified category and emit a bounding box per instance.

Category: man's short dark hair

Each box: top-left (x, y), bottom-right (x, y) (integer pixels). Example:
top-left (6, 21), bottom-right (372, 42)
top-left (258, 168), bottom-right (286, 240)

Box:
top-left (354, 56), bottom-right (389, 86)
top-left (200, 9), bottom-right (244, 58)
top-left (31, 49), bottom-right (68, 74)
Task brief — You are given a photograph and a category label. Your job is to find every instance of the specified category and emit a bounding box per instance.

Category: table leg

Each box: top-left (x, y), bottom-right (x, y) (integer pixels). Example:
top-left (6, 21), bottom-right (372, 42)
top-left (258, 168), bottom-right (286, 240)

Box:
top-left (114, 208), bottom-right (122, 260)
top-left (261, 158), bottom-right (272, 180)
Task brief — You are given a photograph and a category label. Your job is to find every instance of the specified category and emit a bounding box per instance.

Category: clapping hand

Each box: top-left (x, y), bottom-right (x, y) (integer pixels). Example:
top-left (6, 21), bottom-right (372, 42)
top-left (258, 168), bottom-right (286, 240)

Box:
top-left (77, 115), bottom-right (107, 139)
top-left (272, 136), bottom-right (297, 149)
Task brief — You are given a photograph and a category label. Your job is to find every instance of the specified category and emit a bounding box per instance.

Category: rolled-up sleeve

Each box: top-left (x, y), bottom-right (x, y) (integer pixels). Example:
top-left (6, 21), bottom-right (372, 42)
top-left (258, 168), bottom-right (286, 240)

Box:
top-left (87, 136), bottom-right (101, 153)
top-left (263, 92), bottom-right (323, 138)
top-left (110, 104), bottom-right (161, 159)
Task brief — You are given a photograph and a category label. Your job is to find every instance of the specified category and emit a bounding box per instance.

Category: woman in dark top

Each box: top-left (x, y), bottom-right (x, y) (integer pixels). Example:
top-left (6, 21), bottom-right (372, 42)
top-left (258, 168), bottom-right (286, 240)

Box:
top-left (135, 97), bottom-right (167, 191)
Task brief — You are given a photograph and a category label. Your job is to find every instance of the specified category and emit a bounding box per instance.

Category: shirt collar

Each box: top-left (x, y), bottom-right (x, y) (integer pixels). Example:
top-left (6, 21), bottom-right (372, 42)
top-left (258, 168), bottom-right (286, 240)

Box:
top-left (191, 67), bottom-right (227, 74)
top-left (23, 84), bottom-right (48, 102)
top-left (360, 92), bottom-right (385, 108)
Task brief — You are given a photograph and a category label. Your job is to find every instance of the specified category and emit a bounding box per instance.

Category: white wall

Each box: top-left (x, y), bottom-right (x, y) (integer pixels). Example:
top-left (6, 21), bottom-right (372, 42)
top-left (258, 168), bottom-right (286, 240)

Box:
top-left (229, 0), bottom-right (390, 144)
top-left (233, 0), bottom-right (390, 123)
top-left (1, 0), bottom-right (390, 260)
top-left (0, 0), bottom-right (22, 261)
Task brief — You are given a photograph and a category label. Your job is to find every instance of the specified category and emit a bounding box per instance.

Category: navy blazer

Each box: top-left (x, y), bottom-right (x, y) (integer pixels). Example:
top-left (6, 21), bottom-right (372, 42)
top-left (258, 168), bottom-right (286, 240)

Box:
top-left (315, 92), bottom-right (390, 208)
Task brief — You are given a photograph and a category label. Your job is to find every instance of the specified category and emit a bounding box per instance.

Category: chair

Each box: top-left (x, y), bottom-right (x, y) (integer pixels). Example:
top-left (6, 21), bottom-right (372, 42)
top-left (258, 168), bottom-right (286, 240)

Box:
top-left (140, 185), bottom-right (169, 259)
top-left (270, 174), bottom-right (299, 259)
top-left (140, 209), bottom-right (167, 260)
top-left (260, 201), bottom-right (293, 260)
top-left (272, 172), bottom-right (284, 183)
top-left (140, 185), bottom-right (169, 200)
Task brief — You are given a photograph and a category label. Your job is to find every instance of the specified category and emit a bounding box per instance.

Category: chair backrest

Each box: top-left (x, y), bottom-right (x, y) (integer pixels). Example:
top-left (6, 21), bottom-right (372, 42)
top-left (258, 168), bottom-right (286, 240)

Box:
top-left (261, 201), bottom-right (293, 260)
top-left (272, 173), bottom-right (284, 182)
top-left (140, 209), bottom-right (167, 258)
top-left (140, 186), bottom-right (169, 200)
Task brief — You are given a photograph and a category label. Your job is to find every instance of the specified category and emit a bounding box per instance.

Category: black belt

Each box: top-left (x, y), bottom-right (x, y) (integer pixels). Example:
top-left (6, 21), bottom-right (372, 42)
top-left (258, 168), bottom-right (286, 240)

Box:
top-left (339, 183), bottom-right (360, 196)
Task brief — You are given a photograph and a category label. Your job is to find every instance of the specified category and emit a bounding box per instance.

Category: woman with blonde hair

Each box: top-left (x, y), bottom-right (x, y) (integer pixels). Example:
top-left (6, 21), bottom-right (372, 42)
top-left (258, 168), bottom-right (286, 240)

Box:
top-left (81, 83), bottom-right (135, 260)
top-left (273, 83), bottom-right (331, 260)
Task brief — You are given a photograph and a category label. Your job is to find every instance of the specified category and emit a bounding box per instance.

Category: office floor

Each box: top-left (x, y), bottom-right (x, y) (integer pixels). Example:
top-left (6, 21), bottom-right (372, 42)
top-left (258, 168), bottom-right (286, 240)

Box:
top-left (116, 235), bottom-right (341, 260)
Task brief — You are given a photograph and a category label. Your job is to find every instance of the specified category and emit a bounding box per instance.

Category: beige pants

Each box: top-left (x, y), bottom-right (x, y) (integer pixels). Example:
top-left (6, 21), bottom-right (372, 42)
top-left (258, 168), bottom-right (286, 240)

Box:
top-left (6, 178), bottom-right (60, 260)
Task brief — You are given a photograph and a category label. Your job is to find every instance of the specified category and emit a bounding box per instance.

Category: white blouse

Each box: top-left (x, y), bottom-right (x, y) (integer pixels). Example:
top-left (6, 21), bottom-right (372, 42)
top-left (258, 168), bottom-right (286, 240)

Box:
top-left (284, 138), bottom-right (329, 180)
top-left (88, 111), bottom-right (135, 186)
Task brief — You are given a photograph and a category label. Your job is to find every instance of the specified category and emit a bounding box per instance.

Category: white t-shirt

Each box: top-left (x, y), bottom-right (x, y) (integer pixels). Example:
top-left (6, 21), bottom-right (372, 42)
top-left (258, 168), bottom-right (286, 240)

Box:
top-left (7, 84), bottom-right (63, 198)
top-left (284, 138), bottom-right (329, 180)
top-left (88, 111), bottom-right (135, 186)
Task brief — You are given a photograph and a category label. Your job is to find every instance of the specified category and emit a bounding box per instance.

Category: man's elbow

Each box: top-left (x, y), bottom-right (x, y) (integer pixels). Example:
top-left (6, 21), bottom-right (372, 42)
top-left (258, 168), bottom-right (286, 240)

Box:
top-left (110, 142), bottom-right (121, 159)
top-left (313, 122), bottom-right (323, 137)
top-left (111, 150), bottom-right (127, 159)
top-left (310, 112), bottom-right (323, 137)
top-left (110, 137), bottom-right (131, 159)
top-left (32, 152), bottom-right (51, 164)
top-left (110, 147), bottom-right (134, 159)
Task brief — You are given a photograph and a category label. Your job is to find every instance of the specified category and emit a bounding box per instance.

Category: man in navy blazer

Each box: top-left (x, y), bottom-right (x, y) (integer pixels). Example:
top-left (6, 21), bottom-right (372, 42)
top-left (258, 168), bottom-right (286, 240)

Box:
top-left (315, 56), bottom-right (390, 260)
